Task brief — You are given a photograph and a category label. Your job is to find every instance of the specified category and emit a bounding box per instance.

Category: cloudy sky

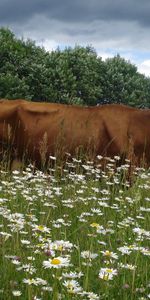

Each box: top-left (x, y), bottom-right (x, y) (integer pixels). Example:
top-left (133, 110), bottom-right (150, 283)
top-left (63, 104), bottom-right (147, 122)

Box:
top-left (1, 0), bottom-right (150, 76)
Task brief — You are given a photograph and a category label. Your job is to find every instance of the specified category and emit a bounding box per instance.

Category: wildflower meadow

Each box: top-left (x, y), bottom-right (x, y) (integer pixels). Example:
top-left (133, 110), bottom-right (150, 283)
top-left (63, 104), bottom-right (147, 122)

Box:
top-left (0, 156), bottom-right (149, 300)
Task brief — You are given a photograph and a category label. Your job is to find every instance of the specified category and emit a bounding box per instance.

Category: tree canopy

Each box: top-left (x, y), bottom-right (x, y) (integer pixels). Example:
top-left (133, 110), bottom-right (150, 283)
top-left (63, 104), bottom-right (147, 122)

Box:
top-left (1, 27), bottom-right (150, 107)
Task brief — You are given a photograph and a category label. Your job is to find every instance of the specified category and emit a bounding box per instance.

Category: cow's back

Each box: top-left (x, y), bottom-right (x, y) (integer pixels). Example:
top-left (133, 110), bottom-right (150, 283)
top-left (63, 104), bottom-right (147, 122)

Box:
top-left (17, 101), bottom-right (106, 162)
top-left (16, 101), bottom-right (141, 163)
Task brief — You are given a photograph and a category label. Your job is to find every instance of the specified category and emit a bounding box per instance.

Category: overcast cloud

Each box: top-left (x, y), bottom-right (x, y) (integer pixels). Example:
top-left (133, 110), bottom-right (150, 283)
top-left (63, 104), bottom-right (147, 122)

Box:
top-left (1, 0), bottom-right (150, 76)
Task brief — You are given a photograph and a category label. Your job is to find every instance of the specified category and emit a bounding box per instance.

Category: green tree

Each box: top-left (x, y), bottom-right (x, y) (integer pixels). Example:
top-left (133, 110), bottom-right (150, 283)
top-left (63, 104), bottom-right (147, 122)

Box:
top-left (103, 54), bottom-right (150, 107)
top-left (47, 46), bottom-right (105, 105)
top-left (0, 28), bottom-right (31, 99)
top-left (0, 28), bottom-right (51, 100)
top-left (65, 46), bottom-right (105, 105)
top-left (0, 29), bottom-right (106, 104)
top-left (1, 28), bottom-right (150, 107)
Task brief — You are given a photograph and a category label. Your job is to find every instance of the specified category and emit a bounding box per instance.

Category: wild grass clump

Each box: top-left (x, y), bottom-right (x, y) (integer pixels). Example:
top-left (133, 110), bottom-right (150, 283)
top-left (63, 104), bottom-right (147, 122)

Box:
top-left (0, 156), bottom-right (149, 300)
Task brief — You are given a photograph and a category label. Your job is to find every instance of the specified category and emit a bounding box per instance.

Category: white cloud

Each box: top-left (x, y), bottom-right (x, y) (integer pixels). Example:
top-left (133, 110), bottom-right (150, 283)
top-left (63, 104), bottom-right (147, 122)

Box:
top-left (97, 51), bottom-right (113, 60)
top-left (36, 39), bottom-right (58, 52)
top-left (137, 60), bottom-right (150, 77)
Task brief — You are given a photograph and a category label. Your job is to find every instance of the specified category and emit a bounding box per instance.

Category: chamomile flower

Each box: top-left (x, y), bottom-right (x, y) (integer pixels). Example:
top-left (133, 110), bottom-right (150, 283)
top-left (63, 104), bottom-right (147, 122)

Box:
top-left (90, 222), bottom-right (100, 229)
top-left (50, 240), bottom-right (73, 251)
top-left (119, 263), bottom-right (136, 270)
top-left (140, 248), bottom-right (150, 256)
top-left (101, 250), bottom-right (118, 260)
top-left (12, 290), bottom-right (22, 296)
top-left (43, 256), bottom-right (70, 269)
top-left (21, 239), bottom-right (30, 245)
top-left (87, 292), bottom-right (100, 299)
top-left (23, 278), bottom-right (37, 285)
top-left (23, 278), bottom-right (47, 286)
top-left (99, 268), bottom-right (118, 280)
top-left (62, 271), bottom-right (83, 279)
top-left (81, 250), bottom-right (98, 260)
top-left (63, 279), bottom-right (82, 294)
top-left (118, 246), bottom-right (132, 255)
top-left (33, 224), bottom-right (51, 233)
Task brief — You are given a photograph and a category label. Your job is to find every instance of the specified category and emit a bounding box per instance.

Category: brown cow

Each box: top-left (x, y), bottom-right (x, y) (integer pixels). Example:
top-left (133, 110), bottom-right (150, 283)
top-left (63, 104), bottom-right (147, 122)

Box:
top-left (0, 99), bottom-right (150, 169)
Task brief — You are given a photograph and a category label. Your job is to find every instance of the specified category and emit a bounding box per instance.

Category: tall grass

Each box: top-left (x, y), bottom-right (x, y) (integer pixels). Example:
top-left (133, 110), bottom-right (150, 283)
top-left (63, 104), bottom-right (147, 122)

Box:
top-left (0, 157), bottom-right (149, 300)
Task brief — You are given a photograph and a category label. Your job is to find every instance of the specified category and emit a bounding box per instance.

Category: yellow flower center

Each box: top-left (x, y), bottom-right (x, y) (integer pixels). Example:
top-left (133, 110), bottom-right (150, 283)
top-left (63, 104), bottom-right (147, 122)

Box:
top-left (58, 245), bottom-right (63, 251)
top-left (90, 223), bottom-right (99, 228)
top-left (68, 283), bottom-right (73, 289)
top-left (51, 258), bottom-right (61, 265)
top-left (106, 269), bottom-right (113, 273)
top-left (129, 245), bottom-right (134, 249)
top-left (38, 225), bottom-right (44, 231)
top-left (105, 251), bottom-right (111, 256)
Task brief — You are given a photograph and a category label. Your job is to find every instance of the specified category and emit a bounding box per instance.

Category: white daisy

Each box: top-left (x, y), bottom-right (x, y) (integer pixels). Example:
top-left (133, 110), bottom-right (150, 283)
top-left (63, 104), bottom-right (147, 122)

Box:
top-left (99, 268), bottom-right (118, 281)
top-left (43, 256), bottom-right (70, 269)
top-left (12, 290), bottom-right (22, 296)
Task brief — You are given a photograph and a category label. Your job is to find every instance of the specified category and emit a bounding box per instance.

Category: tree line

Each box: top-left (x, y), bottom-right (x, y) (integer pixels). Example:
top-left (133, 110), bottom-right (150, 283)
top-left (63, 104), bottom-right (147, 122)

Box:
top-left (1, 27), bottom-right (150, 107)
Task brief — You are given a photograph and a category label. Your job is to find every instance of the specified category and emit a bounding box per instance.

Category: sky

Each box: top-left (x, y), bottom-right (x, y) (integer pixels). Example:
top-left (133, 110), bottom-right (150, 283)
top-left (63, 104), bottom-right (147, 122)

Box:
top-left (1, 0), bottom-right (150, 77)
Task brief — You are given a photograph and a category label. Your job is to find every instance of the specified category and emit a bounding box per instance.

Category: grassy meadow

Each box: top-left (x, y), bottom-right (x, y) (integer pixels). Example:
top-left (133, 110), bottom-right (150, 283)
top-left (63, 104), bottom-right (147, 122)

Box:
top-left (0, 156), bottom-right (150, 300)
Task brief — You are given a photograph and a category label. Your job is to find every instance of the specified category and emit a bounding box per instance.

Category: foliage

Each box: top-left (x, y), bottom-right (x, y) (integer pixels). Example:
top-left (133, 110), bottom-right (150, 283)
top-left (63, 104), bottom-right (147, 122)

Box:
top-left (0, 28), bottom-right (49, 100)
top-left (103, 55), bottom-right (150, 107)
top-left (47, 46), bottom-right (105, 105)
top-left (1, 27), bottom-right (150, 107)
